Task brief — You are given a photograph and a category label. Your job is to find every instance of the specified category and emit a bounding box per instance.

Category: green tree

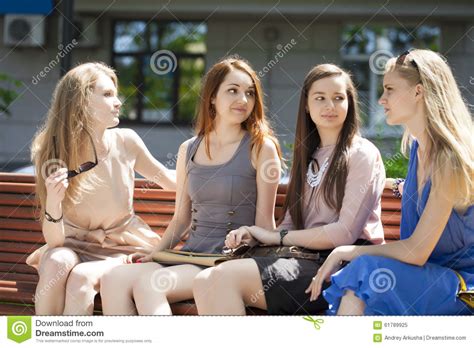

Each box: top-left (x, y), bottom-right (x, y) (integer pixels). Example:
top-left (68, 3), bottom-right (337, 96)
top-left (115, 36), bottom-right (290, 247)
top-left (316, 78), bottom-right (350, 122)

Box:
top-left (0, 73), bottom-right (21, 116)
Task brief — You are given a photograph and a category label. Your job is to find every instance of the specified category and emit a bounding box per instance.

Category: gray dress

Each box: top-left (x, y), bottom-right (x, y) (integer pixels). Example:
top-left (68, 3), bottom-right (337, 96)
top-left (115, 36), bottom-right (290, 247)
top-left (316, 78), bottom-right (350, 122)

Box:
top-left (180, 132), bottom-right (257, 254)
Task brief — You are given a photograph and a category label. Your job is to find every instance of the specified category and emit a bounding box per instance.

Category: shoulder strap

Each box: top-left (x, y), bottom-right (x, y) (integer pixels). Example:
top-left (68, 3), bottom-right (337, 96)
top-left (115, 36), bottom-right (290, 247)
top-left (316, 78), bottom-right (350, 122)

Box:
top-left (185, 135), bottom-right (203, 165)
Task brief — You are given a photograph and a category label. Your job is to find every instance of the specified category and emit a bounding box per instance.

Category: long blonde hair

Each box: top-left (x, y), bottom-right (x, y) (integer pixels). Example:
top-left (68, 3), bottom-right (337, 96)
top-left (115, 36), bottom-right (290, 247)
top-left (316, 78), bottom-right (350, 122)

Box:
top-left (31, 62), bottom-right (118, 218)
top-left (385, 49), bottom-right (473, 209)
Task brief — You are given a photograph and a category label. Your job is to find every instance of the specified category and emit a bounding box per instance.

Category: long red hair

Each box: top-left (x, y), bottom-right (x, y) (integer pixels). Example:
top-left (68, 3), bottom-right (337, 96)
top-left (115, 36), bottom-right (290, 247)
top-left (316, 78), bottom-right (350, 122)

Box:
top-left (194, 56), bottom-right (282, 161)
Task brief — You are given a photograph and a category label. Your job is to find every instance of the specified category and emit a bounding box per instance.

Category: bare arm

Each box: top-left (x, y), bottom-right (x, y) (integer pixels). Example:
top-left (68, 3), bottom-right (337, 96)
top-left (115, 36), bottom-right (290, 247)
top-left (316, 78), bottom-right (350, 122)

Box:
top-left (122, 129), bottom-right (176, 190)
top-left (150, 140), bottom-right (192, 253)
top-left (253, 139), bottom-right (281, 230)
top-left (41, 168), bottom-right (68, 248)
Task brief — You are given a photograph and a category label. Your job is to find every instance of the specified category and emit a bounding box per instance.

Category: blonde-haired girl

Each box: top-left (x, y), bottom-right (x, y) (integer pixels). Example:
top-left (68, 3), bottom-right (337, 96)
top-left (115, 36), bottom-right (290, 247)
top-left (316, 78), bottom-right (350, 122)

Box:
top-left (310, 49), bottom-right (474, 315)
top-left (27, 62), bottom-right (176, 315)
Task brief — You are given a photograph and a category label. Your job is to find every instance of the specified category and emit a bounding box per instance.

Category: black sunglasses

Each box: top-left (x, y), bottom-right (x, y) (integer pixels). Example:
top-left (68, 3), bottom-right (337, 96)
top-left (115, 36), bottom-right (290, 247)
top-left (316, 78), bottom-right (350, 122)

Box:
top-left (396, 49), bottom-right (419, 70)
top-left (53, 131), bottom-right (98, 178)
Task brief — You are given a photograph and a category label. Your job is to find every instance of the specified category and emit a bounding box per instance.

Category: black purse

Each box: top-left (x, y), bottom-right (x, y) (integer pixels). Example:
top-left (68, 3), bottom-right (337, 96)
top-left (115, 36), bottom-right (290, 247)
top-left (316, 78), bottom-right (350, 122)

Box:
top-left (222, 243), bottom-right (331, 262)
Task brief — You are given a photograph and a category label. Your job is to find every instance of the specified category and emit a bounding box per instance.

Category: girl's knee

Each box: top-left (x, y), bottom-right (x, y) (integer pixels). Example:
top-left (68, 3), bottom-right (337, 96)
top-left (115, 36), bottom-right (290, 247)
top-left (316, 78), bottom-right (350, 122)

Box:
top-left (40, 247), bottom-right (78, 278)
top-left (194, 263), bottom-right (241, 295)
top-left (210, 263), bottom-right (234, 283)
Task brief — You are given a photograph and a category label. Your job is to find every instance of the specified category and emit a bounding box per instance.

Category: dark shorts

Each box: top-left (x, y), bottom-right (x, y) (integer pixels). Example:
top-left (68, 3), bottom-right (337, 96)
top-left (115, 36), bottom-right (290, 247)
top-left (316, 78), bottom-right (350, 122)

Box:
top-left (252, 257), bottom-right (329, 315)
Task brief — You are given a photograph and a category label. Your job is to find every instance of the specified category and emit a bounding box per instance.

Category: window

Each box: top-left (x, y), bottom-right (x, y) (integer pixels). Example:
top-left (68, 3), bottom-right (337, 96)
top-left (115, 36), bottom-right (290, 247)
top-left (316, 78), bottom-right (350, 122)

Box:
top-left (112, 20), bottom-right (206, 125)
top-left (341, 25), bottom-right (440, 136)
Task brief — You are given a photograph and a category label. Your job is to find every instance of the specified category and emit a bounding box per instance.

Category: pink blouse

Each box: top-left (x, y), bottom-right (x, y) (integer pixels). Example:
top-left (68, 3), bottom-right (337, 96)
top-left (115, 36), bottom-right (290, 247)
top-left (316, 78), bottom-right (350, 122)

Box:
top-left (279, 136), bottom-right (385, 246)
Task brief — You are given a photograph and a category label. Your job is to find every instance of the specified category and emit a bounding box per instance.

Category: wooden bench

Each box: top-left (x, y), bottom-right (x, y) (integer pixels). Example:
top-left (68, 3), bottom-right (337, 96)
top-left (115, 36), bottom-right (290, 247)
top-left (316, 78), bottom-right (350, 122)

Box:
top-left (0, 172), bottom-right (401, 315)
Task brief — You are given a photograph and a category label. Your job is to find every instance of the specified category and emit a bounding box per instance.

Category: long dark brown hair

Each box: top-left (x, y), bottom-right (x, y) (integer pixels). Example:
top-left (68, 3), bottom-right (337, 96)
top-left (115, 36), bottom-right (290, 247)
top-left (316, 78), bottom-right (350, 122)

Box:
top-left (280, 64), bottom-right (360, 229)
top-left (194, 55), bottom-right (282, 161)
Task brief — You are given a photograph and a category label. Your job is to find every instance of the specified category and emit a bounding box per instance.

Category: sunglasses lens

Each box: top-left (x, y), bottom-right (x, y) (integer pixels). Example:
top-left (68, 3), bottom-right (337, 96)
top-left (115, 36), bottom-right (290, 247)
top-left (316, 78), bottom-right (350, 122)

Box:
top-left (396, 54), bottom-right (406, 66)
top-left (79, 162), bottom-right (96, 172)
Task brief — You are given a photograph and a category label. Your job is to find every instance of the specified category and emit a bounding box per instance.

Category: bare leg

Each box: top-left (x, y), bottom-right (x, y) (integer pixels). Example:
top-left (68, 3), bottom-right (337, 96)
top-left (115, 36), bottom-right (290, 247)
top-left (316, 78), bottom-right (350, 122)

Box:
top-left (34, 247), bottom-right (80, 315)
top-left (101, 262), bottom-right (162, 315)
top-left (337, 290), bottom-right (365, 315)
top-left (193, 259), bottom-right (266, 315)
top-left (63, 257), bottom-right (126, 315)
top-left (133, 264), bottom-right (203, 315)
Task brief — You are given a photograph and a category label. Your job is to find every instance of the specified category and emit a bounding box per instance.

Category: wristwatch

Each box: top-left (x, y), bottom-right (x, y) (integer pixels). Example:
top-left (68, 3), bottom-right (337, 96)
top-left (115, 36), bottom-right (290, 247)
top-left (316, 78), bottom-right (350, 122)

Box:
top-left (279, 229), bottom-right (289, 246)
top-left (45, 211), bottom-right (63, 223)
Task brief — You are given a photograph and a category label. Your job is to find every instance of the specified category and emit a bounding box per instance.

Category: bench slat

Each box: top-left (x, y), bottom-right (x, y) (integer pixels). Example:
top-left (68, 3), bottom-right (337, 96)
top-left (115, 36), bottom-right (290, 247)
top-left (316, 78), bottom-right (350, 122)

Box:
top-left (0, 229), bottom-right (44, 243)
top-left (134, 201), bottom-right (175, 214)
top-left (381, 211), bottom-right (401, 225)
top-left (0, 193), bottom-right (36, 206)
top-left (0, 279), bottom-right (36, 291)
top-left (0, 252), bottom-right (29, 264)
top-left (0, 183), bottom-right (35, 194)
top-left (0, 241), bottom-right (42, 254)
top-left (383, 225), bottom-right (400, 240)
top-left (0, 303), bottom-right (35, 315)
top-left (0, 262), bottom-right (38, 274)
top-left (0, 206), bottom-right (39, 219)
top-left (0, 272), bottom-right (38, 282)
top-left (0, 173), bottom-right (35, 183)
top-left (0, 218), bottom-right (41, 231)
top-left (0, 288), bottom-right (34, 303)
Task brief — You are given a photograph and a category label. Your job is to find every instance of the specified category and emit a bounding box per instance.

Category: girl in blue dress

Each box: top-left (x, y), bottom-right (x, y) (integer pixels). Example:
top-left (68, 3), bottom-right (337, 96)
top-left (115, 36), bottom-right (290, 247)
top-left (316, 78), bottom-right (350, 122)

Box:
top-left (307, 49), bottom-right (473, 315)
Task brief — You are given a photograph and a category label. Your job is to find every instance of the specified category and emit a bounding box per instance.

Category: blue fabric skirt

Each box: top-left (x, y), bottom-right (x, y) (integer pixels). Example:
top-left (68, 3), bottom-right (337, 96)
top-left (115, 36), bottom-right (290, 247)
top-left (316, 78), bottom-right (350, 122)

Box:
top-left (323, 255), bottom-right (473, 315)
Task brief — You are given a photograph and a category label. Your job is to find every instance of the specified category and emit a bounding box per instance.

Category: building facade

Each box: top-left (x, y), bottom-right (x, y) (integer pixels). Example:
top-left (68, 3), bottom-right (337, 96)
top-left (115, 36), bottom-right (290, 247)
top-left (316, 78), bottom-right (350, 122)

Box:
top-left (1, 0), bottom-right (473, 170)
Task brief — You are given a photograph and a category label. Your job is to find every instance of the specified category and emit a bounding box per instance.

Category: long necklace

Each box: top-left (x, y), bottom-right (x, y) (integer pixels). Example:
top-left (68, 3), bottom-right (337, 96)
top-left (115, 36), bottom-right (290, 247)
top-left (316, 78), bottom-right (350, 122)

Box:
top-left (306, 155), bottom-right (329, 188)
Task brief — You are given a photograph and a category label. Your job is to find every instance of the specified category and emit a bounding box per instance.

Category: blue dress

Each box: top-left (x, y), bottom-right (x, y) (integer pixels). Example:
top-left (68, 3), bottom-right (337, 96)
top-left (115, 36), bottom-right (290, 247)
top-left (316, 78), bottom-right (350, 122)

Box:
top-left (323, 141), bottom-right (474, 315)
